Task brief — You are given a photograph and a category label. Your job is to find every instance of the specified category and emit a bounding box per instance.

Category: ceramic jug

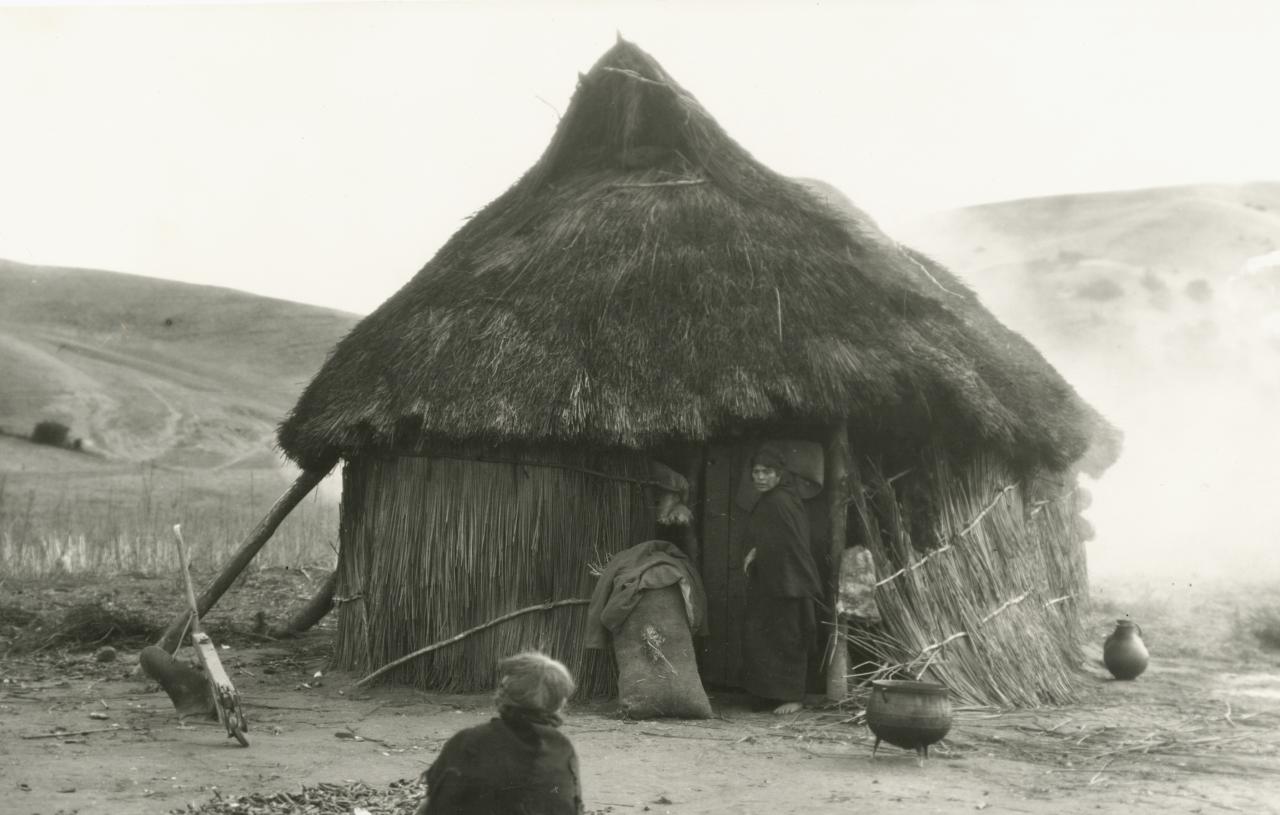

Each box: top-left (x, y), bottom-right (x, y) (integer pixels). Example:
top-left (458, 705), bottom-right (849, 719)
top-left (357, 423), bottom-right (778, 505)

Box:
top-left (1103, 620), bottom-right (1149, 680)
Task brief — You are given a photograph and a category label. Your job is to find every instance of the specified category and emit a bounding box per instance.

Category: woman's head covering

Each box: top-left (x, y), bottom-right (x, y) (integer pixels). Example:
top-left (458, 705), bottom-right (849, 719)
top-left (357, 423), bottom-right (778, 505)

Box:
top-left (751, 443), bottom-right (788, 472)
top-left (494, 651), bottom-right (576, 714)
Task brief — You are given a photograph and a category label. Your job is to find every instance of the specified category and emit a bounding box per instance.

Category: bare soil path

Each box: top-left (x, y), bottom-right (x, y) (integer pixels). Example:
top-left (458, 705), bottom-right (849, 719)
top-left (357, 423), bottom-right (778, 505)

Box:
top-left (3, 577), bottom-right (1279, 815)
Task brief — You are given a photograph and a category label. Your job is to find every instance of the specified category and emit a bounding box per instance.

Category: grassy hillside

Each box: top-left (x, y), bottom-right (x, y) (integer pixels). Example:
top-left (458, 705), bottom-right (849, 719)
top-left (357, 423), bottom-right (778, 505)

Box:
top-left (0, 259), bottom-right (358, 467)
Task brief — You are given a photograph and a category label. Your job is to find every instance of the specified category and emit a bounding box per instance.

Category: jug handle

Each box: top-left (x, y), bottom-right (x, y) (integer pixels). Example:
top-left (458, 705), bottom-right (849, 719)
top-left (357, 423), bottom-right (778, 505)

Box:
top-left (1116, 620), bottom-right (1144, 637)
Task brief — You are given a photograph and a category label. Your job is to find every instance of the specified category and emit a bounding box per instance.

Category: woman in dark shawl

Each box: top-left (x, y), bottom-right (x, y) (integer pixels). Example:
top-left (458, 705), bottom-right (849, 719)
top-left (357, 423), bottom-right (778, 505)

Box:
top-left (415, 651), bottom-right (583, 815)
top-left (740, 443), bottom-right (823, 714)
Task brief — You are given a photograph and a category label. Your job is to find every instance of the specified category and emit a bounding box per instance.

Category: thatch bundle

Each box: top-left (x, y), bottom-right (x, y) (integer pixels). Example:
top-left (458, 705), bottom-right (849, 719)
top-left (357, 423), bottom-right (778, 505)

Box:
top-left (844, 454), bottom-right (1089, 707)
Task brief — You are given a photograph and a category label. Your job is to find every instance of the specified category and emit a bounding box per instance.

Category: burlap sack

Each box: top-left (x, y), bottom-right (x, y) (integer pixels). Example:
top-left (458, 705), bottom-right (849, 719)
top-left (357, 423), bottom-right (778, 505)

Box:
top-left (613, 585), bottom-right (712, 719)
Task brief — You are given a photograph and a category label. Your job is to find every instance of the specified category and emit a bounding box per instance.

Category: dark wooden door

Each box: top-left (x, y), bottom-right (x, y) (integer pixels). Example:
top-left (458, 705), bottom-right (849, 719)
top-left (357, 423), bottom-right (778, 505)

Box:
top-left (698, 441), bottom-right (750, 687)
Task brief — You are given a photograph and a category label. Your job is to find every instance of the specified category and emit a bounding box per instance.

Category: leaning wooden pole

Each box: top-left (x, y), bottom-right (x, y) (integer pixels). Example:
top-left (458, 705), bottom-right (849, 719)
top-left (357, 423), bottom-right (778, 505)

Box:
top-left (156, 465), bottom-right (333, 652)
top-left (825, 423), bottom-right (850, 701)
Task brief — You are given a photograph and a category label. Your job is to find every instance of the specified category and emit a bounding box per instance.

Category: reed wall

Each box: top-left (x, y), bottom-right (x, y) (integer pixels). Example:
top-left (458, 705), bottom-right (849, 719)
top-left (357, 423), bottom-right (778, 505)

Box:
top-left (333, 447), bottom-right (656, 695)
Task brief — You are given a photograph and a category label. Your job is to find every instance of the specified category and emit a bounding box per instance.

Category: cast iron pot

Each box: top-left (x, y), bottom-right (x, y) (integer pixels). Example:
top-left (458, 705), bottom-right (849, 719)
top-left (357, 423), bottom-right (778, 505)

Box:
top-left (866, 679), bottom-right (953, 764)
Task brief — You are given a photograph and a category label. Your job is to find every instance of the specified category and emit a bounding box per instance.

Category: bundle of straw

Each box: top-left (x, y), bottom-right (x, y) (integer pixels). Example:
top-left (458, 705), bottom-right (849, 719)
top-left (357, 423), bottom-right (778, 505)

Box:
top-left (333, 446), bottom-right (655, 695)
top-left (843, 453), bottom-right (1088, 708)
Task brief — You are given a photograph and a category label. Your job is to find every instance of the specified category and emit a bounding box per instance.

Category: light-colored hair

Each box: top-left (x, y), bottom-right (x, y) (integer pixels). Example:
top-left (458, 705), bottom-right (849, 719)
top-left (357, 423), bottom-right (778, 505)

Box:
top-left (494, 651), bottom-right (576, 713)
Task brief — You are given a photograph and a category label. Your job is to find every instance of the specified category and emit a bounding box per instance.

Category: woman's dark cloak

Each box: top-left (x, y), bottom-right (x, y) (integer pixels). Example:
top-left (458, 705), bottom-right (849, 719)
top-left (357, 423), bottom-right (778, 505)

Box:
top-left (739, 478), bottom-right (822, 702)
top-left (743, 480), bottom-right (821, 599)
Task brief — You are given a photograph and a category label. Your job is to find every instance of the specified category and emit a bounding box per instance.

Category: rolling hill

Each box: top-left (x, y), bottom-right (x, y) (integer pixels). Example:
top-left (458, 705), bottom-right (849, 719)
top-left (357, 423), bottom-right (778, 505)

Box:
top-left (0, 258), bottom-right (359, 469)
top-left (895, 182), bottom-right (1280, 579)
top-left (894, 182), bottom-right (1280, 375)
top-left (0, 259), bottom-right (360, 573)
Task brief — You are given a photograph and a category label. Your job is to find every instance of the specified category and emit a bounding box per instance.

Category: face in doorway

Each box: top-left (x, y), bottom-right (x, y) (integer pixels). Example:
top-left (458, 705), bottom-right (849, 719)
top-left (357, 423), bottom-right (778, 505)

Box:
top-left (751, 464), bottom-right (781, 493)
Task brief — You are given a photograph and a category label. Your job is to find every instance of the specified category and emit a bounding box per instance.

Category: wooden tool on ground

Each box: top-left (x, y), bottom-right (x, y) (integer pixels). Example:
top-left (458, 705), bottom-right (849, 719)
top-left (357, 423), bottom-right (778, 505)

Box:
top-left (172, 524), bottom-right (249, 747)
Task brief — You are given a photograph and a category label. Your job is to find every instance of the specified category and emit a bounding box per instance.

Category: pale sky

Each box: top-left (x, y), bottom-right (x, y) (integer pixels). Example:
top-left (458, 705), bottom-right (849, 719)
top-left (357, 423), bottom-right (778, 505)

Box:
top-left (3, 0), bottom-right (1280, 314)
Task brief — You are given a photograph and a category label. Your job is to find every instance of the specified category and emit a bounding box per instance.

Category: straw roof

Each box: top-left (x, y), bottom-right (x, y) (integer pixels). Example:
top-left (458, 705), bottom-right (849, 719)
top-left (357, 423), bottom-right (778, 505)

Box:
top-left (279, 39), bottom-right (1118, 474)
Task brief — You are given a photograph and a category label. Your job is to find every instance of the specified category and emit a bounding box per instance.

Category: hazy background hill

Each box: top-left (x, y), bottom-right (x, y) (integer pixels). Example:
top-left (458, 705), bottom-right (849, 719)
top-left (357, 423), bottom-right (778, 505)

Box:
top-left (897, 182), bottom-right (1280, 367)
top-left (897, 182), bottom-right (1280, 580)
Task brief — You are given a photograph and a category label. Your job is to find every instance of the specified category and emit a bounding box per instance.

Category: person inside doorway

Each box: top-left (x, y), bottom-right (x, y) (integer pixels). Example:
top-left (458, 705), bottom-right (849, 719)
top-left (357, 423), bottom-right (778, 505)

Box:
top-left (740, 443), bottom-right (823, 715)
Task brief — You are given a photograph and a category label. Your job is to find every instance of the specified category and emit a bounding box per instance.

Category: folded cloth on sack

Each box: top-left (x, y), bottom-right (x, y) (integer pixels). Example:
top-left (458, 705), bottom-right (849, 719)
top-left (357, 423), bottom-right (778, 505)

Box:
top-left (585, 540), bottom-right (707, 650)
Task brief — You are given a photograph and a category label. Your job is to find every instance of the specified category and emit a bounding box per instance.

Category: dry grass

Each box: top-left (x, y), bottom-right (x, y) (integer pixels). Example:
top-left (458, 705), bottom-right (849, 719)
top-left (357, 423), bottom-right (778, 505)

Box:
top-left (0, 467), bottom-right (339, 578)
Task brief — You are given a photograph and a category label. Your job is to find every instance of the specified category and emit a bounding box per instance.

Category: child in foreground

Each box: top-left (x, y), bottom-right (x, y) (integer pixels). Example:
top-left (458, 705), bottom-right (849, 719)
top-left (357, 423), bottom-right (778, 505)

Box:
top-left (415, 651), bottom-right (583, 815)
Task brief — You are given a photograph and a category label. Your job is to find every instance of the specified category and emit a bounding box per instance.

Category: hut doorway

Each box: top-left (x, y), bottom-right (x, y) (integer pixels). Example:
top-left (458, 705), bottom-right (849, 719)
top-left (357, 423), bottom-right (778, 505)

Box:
top-left (695, 440), bottom-right (831, 690)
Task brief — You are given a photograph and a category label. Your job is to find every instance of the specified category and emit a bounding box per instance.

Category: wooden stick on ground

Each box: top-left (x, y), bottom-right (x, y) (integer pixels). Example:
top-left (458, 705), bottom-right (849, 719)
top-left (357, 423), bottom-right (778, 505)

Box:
top-left (21, 726), bottom-right (124, 740)
top-left (354, 599), bottom-right (590, 687)
top-left (155, 466), bottom-right (332, 652)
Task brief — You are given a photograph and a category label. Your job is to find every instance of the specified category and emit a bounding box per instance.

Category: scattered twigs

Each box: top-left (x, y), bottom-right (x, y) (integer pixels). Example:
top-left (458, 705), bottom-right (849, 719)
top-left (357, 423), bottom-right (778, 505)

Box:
top-left (1088, 757), bottom-right (1117, 785)
top-left (354, 599), bottom-right (590, 687)
top-left (637, 729), bottom-right (736, 742)
top-left (22, 725), bottom-right (124, 739)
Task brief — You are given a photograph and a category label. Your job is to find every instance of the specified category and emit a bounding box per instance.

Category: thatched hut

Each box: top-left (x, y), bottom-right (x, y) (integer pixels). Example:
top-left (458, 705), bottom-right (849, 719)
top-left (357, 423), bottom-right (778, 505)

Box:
top-left (278, 40), bottom-right (1119, 706)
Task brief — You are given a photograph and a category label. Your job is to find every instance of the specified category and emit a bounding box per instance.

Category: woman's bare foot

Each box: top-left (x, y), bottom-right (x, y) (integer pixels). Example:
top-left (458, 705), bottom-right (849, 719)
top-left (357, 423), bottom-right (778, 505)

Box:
top-left (772, 701), bottom-right (803, 715)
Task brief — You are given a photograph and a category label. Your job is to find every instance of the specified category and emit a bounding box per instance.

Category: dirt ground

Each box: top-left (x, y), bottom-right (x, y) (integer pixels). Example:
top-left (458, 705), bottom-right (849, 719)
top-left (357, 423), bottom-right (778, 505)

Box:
top-left (3, 572), bottom-right (1280, 815)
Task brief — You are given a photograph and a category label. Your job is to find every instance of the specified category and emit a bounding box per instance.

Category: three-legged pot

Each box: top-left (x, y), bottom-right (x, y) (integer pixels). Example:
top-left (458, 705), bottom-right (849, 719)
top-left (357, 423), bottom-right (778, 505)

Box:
top-left (866, 679), bottom-right (952, 765)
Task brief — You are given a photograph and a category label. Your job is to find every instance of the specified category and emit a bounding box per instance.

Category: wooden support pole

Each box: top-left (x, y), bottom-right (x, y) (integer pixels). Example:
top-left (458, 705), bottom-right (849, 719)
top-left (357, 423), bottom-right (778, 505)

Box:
top-left (156, 466), bottom-right (332, 652)
top-left (825, 423), bottom-right (850, 702)
top-left (680, 446), bottom-right (705, 566)
top-left (268, 570), bottom-right (338, 639)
